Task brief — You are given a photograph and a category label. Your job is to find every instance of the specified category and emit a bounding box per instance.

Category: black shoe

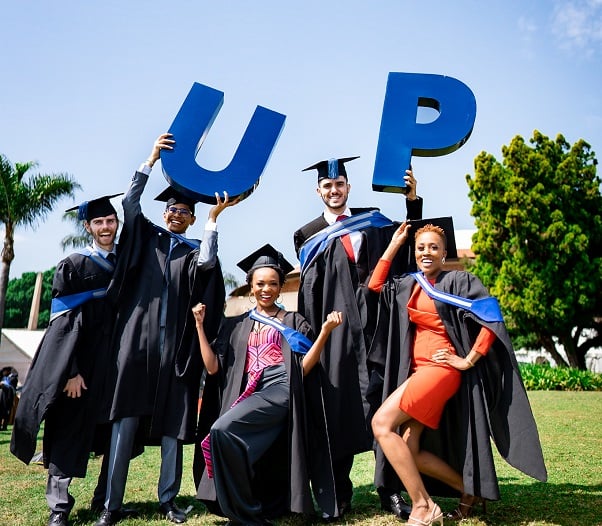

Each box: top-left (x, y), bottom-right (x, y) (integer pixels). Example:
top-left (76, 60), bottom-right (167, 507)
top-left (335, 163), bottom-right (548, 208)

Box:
top-left (48, 512), bottom-right (68, 526)
top-left (159, 501), bottom-right (187, 524)
top-left (389, 493), bottom-right (412, 520)
top-left (94, 509), bottom-right (121, 526)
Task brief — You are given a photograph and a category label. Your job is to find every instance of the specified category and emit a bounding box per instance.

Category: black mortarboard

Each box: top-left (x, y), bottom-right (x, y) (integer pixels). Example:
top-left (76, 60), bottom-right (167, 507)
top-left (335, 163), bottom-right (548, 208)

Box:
top-left (407, 216), bottom-right (458, 259)
top-left (237, 243), bottom-right (294, 275)
top-left (154, 187), bottom-right (197, 215)
top-left (65, 193), bottom-right (122, 221)
top-left (302, 156), bottom-right (360, 181)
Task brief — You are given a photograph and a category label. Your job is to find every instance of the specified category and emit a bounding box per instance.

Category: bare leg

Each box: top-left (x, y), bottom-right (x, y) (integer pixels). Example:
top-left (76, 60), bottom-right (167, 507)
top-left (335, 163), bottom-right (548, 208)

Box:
top-left (372, 382), bottom-right (440, 523)
top-left (411, 442), bottom-right (463, 492)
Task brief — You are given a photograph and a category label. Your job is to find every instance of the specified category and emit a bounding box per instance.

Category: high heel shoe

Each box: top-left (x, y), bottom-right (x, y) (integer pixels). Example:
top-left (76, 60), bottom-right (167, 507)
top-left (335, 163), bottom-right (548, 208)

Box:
top-left (406, 503), bottom-right (443, 525)
top-left (446, 493), bottom-right (487, 520)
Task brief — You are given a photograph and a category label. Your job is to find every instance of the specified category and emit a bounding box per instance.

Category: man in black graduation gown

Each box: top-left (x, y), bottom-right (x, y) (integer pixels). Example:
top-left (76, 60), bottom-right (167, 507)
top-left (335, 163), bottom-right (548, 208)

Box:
top-left (95, 134), bottom-right (235, 526)
top-left (11, 194), bottom-right (121, 526)
top-left (293, 157), bottom-right (422, 519)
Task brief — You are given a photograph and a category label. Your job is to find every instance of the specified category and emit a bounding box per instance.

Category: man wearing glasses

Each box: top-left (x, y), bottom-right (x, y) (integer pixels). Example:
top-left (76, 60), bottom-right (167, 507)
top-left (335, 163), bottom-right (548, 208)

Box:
top-left (95, 134), bottom-right (237, 525)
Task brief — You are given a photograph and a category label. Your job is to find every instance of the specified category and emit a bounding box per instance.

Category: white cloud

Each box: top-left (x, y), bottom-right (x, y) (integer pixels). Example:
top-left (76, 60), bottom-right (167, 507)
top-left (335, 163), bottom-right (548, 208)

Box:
top-left (552, 0), bottom-right (602, 56)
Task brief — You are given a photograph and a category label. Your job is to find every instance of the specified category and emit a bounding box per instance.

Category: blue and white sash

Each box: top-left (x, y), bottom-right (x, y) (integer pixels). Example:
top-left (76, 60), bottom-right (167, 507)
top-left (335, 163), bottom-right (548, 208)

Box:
top-left (299, 210), bottom-right (393, 273)
top-left (249, 309), bottom-right (313, 355)
top-left (412, 272), bottom-right (504, 323)
top-left (49, 247), bottom-right (114, 321)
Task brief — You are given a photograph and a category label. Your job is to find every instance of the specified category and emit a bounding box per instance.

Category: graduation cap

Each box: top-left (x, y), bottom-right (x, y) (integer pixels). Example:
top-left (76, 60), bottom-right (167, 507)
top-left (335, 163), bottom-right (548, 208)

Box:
top-left (65, 193), bottom-right (122, 221)
top-left (155, 187), bottom-right (197, 215)
top-left (302, 156), bottom-right (359, 181)
top-left (407, 216), bottom-right (458, 259)
top-left (237, 243), bottom-right (294, 276)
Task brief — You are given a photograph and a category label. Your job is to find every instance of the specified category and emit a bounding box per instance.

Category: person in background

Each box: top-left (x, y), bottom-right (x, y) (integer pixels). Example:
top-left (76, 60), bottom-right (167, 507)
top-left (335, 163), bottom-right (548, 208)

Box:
top-left (0, 366), bottom-right (17, 430)
top-left (294, 157), bottom-right (421, 520)
top-left (11, 194), bottom-right (121, 526)
top-left (369, 221), bottom-right (547, 525)
top-left (95, 134), bottom-right (236, 526)
top-left (195, 244), bottom-right (343, 525)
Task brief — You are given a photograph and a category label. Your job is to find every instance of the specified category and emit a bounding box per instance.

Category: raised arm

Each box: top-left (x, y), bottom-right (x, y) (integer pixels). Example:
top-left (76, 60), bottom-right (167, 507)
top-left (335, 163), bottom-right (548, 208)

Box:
top-left (368, 221), bottom-right (412, 293)
top-left (404, 168), bottom-right (423, 220)
top-left (301, 311), bottom-right (343, 375)
top-left (123, 133), bottom-right (175, 224)
top-left (191, 303), bottom-right (219, 375)
top-left (196, 190), bottom-right (242, 270)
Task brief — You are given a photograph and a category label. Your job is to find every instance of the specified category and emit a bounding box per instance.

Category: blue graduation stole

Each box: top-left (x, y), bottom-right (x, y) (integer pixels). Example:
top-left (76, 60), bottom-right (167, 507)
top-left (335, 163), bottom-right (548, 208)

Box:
top-left (49, 247), bottom-right (115, 321)
top-left (412, 272), bottom-right (504, 323)
top-left (248, 309), bottom-right (313, 355)
top-left (299, 210), bottom-right (393, 273)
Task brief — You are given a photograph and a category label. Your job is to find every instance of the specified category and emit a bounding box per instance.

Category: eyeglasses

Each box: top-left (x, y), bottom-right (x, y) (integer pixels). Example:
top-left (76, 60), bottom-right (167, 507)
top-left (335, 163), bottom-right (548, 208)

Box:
top-left (167, 206), bottom-right (192, 217)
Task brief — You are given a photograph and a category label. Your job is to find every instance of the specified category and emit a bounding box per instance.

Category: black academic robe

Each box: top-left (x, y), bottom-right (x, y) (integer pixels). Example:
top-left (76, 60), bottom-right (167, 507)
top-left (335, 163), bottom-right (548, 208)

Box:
top-left (105, 211), bottom-right (224, 443)
top-left (11, 253), bottom-right (115, 477)
top-left (369, 270), bottom-right (548, 500)
top-left (196, 311), bottom-right (337, 518)
top-left (294, 201), bottom-right (423, 460)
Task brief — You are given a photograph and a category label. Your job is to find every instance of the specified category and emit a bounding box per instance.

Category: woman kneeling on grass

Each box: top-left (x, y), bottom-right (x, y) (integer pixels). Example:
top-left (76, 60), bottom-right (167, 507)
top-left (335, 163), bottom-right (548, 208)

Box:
top-left (194, 244), bottom-right (343, 526)
top-left (369, 221), bottom-right (547, 525)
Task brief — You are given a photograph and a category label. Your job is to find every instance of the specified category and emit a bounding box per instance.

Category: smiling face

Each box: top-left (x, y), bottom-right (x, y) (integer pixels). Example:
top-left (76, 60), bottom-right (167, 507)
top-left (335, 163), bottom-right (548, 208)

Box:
top-left (415, 230), bottom-right (447, 279)
top-left (84, 214), bottom-right (119, 251)
top-left (316, 175), bottom-right (351, 214)
top-left (250, 267), bottom-right (282, 311)
top-left (163, 203), bottom-right (196, 234)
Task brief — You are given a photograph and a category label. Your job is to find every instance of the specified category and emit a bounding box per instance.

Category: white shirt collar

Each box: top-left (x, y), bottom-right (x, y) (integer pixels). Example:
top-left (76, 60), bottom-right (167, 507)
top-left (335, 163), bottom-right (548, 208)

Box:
top-left (323, 207), bottom-right (352, 226)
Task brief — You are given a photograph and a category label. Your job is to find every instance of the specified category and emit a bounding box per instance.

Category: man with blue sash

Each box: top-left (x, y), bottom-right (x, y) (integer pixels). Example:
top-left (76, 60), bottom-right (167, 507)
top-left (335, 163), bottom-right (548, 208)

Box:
top-left (11, 194), bottom-right (121, 526)
top-left (95, 134), bottom-right (236, 526)
top-left (293, 157), bottom-right (422, 519)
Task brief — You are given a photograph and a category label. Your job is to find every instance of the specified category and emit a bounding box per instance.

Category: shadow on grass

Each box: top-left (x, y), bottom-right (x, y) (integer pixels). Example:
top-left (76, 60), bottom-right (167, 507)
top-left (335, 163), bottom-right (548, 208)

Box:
top-left (50, 479), bottom-right (602, 526)
top-left (333, 480), bottom-right (602, 526)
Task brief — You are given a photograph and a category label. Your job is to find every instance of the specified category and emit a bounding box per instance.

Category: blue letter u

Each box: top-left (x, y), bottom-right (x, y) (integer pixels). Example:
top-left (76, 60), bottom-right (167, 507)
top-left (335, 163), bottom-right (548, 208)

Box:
top-left (160, 82), bottom-right (286, 204)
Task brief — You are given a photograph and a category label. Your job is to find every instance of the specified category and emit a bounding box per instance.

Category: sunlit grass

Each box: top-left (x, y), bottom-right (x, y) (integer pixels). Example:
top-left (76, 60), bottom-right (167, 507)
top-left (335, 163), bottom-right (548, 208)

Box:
top-left (1, 391), bottom-right (601, 525)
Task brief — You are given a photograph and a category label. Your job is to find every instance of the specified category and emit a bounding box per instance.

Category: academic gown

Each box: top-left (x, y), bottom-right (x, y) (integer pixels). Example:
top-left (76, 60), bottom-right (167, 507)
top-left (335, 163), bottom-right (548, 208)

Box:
top-left (106, 212), bottom-right (224, 442)
top-left (11, 253), bottom-right (115, 477)
top-left (368, 270), bottom-right (548, 500)
top-left (196, 311), bottom-right (338, 518)
top-left (294, 202), bottom-right (423, 461)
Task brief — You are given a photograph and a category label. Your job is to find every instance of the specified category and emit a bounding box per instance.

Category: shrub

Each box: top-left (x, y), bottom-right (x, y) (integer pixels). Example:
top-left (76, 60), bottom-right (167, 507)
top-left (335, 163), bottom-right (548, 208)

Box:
top-left (519, 362), bottom-right (602, 391)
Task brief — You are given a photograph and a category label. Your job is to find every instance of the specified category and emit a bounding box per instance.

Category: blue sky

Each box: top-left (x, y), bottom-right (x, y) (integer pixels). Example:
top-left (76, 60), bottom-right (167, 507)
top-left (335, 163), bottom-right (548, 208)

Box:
top-left (1, 1), bottom-right (601, 284)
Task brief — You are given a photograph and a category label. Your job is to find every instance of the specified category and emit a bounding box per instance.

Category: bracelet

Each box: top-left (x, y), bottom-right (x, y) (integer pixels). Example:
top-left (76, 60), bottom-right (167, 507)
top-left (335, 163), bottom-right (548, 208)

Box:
top-left (465, 356), bottom-right (475, 367)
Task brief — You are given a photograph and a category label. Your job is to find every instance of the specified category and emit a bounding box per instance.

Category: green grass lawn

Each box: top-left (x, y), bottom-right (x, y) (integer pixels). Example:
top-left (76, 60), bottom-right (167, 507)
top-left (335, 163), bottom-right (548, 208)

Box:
top-left (1, 391), bottom-right (601, 525)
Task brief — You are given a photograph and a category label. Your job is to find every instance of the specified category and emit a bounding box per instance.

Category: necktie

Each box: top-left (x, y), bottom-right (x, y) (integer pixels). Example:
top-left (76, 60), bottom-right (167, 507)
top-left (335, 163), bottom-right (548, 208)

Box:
top-left (336, 215), bottom-right (355, 262)
top-left (106, 253), bottom-right (116, 265)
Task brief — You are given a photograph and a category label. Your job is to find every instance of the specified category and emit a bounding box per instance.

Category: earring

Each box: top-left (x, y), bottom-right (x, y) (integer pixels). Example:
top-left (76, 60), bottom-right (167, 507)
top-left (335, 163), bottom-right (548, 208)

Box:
top-left (277, 294), bottom-right (283, 304)
top-left (248, 293), bottom-right (256, 304)
top-left (442, 257), bottom-right (446, 264)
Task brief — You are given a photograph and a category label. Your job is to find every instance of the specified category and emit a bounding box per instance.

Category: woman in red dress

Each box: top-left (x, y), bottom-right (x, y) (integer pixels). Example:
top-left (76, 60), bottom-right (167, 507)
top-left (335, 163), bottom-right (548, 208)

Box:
top-left (368, 222), bottom-right (546, 525)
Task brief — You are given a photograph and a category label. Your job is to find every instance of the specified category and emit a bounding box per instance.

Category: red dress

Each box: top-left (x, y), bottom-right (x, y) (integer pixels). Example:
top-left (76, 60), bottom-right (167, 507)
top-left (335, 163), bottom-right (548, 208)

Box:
top-left (369, 260), bottom-right (495, 429)
top-left (402, 284), bottom-right (461, 428)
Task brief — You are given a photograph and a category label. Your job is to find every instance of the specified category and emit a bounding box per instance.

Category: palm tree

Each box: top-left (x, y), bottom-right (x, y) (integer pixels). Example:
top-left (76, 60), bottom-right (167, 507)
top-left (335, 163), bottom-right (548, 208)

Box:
top-left (0, 154), bottom-right (80, 332)
top-left (60, 209), bottom-right (91, 250)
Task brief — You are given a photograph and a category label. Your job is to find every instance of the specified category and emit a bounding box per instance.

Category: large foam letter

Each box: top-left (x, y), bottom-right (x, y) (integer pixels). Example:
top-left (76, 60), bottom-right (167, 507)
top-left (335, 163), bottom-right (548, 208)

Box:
top-left (160, 82), bottom-right (286, 204)
top-left (372, 72), bottom-right (476, 193)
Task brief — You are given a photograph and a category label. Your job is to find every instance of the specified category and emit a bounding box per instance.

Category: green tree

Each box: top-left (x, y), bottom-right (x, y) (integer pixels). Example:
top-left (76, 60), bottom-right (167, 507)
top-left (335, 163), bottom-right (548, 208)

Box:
top-left (4, 269), bottom-right (54, 328)
top-left (466, 131), bottom-right (602, 369)
top-left (0, 154), bottom-right (80, 332)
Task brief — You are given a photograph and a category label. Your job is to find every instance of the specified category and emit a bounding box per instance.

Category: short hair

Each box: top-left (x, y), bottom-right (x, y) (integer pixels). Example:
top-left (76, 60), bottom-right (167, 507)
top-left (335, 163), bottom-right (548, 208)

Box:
top-left (414, 223), bottom-right (447, 248)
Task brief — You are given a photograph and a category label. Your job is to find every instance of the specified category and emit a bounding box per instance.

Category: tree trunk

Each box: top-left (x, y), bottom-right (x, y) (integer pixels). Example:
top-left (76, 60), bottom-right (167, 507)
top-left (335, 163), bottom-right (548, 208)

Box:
top-left (0, 224), bottom-right (15, 339)
top-left (541, 334), bottom-right (568, 367)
